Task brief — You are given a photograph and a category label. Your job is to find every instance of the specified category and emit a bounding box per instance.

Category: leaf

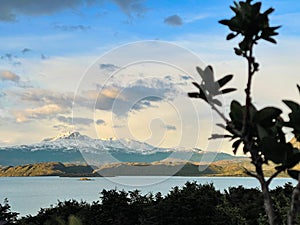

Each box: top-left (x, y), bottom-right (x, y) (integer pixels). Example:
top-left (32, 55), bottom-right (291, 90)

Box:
top-left (232, 139), bottom-right (242, 154)
top-left (196, 66), bottom-right (214, 85)
top-left (252, 2), bottom-right (262, 14)
top-left (220, 88), bottom-right (237, 94)
top-left (226, 33), bottom-right (237, 40)
top-left (188, 91), bottom-right (209, 103)
top-left (285, 149), bottom-right (300, 169)
top-left (262, 36), bottom-right (277, 44)
top-left (229, 100), bottom-right (243, 125)
top-left (287, 170), bottom-right (300, 180)
top-left (234, 48), bottom-right (243, 56)
top-left (217, 74), bottom-right (233, 88)
top-left (188, 92), bottom-right (200, 98)
top-left (260, 137), bottom-right (290, 164)
top-left (264, 26), bottom-right (281, 36)
top-left (289, 111), bottom-right (300, 130)
top-left (253, 107), bottom-right (282, 127)
top-left (212, 98), bottom-right (222, 106)
top-left (256, 124), bottom-right (269, 140)
top-left (230, 6), bottom-right (238, 14)
top-left (219, 19), bottom-right (230, 26)
top-left (283, 100), bottom-right (300, 111)
top-left (263, 7), bottom-right (275, 16)
top-left (196, 66), bottom-right (204, 78)
top-left (192, 82), bottom-right (201, 89)
top-left (209, 134), bottom-right (233, 140)
top-left (270, 25), bottom-right (281, 32)
top-left (203, 65), bottom-right (215, 84)
top-left (216, 123), bottom-right (226, 129)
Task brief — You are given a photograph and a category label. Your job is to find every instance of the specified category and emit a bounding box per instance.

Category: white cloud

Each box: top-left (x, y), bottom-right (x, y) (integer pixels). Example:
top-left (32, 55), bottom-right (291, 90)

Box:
top-left (0, 70), bottom-right (20, 83)
top-left (13, 104), bottom-right (68, 123)
top-left (91, 80), bottom-right (176, 117)
top-left (184, 13), bottom-right (211, 23)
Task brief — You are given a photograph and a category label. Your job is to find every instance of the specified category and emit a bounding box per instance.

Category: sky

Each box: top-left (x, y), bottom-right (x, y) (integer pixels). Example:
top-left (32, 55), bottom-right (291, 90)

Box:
top-left (0, 0), bottom-right (299, 154)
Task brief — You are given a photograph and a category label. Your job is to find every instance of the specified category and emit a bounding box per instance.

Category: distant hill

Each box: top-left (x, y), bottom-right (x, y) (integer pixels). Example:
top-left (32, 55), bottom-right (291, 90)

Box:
top-left (93, 159), bottom-right (292, 177)
top-left (0, 131), bottom-right (243, 166)
top-left (0, 159), bottom-right (295, 177)
top-left (0, 162), bottom-right (96, 177)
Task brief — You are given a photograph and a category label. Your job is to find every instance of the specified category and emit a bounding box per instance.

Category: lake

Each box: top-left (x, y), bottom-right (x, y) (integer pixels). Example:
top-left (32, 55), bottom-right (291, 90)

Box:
top-left (0, 176), bottom-right (296, 217)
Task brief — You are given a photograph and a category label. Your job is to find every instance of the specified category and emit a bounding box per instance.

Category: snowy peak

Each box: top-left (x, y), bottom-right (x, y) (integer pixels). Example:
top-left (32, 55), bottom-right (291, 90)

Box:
top-left (43, 131), bottom-right (90, 142)
top-left (40, 132), bottom-right (164, 154)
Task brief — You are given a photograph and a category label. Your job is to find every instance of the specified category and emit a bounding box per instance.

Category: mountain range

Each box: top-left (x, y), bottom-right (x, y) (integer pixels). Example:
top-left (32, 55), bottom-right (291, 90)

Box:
top-left (0, 132), bottom-right (242, 166)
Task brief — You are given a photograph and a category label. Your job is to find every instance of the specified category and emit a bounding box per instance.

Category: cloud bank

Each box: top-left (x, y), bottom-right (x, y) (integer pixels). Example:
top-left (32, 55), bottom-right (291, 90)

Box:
top-left (0, 0), bottom-right (147, 22)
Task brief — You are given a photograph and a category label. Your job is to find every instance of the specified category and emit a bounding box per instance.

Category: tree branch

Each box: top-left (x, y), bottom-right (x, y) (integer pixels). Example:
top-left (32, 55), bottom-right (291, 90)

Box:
top-left (243, 167), bottom-right (259, 179)
top-left (242, 46), bottom-right (255, 135)
top-left (261, 179), bottom-right (279, 225)
top-left (209, 102), bottom-right (229, 123)
top-left (266, 168), bottom-right (285, 186)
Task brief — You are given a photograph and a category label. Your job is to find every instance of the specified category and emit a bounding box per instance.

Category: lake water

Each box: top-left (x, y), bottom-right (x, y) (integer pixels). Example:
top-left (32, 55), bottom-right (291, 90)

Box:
top-left (0, 176), bottom-right (296, 217)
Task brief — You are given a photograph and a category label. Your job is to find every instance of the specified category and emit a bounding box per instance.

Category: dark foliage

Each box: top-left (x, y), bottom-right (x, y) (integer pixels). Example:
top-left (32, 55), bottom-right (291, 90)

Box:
top-left (4, 182), bottom-right (296, 225)
top-left (0, 198), bottom-right (18, 225)
top-left (188, 1), bottom-right (300, 223)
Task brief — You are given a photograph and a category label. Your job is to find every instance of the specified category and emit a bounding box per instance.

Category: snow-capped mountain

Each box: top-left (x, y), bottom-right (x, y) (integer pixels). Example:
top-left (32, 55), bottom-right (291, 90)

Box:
top-left (0, 132), bottom-right (240, 166)
top-left (40, 131), bottom-right (167, 154)
top-left (39, 131), bottom-right (106, 153)
top-left (43, 131), bottom-right (86, 142)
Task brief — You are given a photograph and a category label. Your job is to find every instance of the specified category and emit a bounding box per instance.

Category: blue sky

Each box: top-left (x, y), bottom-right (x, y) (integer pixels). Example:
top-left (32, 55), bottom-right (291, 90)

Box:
top-left (0, 0), bottom-right (299, 154)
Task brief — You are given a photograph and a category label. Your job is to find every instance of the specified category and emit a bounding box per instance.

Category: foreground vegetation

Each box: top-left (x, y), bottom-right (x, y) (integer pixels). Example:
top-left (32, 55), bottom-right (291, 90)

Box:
top-left (0, 181), bottom-right (298, 225)
top-left (188, 0), bottom-right (300, 223)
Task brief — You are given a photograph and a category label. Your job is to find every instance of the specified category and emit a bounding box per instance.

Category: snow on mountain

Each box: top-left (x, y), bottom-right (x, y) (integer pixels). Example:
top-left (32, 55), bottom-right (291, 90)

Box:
top-left (0, 131), bottom-right (200, 154)
top-left (0, 131), bottom-right (241, 166)
top-left (36, 131), bottom-right (168, 154)
top-left (43, 131), bottom-right (84, 142)
top-left (100, 137), bottom-right (167, 154)
top-left (38, 131), bottom-right (103, 152)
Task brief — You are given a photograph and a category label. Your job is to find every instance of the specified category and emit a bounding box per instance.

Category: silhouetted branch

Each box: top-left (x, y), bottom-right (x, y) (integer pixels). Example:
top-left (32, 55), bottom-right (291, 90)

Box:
top-left (243, 167), bottom-right (258, 179)
top-left (209, 102), bottom-right (229, 123)
top-left (266, 168), bottom-right (285, 186)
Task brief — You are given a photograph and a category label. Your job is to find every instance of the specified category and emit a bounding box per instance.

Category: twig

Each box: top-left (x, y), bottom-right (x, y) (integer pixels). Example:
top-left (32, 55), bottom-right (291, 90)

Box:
top-left (209, 103), bottom-right (243, 138)
top-left (209, 102), bottom-right (229, 123)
